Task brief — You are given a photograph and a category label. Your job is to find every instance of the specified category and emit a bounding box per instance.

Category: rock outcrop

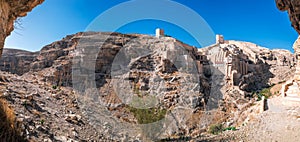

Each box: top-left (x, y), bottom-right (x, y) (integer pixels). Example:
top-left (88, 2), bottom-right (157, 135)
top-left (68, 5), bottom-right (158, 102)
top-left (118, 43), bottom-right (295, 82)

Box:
top-left (276, 0), bottom-right (300, 99)
top-left (199, 39), bottom-right (295, 92)
top-left (276, 0), bottom-right (300, 34)
top-left (0, 0), bottom-right (298, 140)
top-left (0, 32), bottom-right (212, 141)
top-left (0, 0), bottom-right (44, 55)
top-left (0, 49), bottom-right (38, 75)
top-left (0, 31), bottom-right (295, 141)
top-left (0, 71), bottom-right (103, 141)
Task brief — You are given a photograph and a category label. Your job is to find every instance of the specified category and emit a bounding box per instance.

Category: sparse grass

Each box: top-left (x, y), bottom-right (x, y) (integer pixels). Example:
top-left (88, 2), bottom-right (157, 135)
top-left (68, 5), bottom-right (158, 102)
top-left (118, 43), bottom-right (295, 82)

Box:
top-left (208, 123), bottom-right (223, 135)
top-left (126, 88), bottom-right (165, 124)
top-left (126, 105), bottom-right (167, 124)
top-left (0, 99), bottom-right (26, 141)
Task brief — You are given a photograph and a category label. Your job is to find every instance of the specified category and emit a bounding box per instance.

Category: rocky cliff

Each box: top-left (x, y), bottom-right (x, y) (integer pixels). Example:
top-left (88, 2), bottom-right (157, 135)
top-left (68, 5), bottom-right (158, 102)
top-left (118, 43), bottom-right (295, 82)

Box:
top-left (0, 48), bottom-right (38, 75)
top-left (276, 0), bottom-right (300, 98)
top-left (0, 31), bottom-right (295, 141)
top-left (276, 0), bottom-right (300, 34)
top-left (0, 0), bottom-right (298, 141)
top-left (0, 0), bottom-right (44, 55)
top-left (0, 32), bottom-right (207, 141)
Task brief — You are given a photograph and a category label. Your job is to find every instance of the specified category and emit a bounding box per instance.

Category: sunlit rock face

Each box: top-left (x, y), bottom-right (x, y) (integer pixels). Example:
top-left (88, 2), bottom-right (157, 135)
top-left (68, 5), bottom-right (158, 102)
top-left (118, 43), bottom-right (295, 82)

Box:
top-left (0, 0), bottom-right (44, 55)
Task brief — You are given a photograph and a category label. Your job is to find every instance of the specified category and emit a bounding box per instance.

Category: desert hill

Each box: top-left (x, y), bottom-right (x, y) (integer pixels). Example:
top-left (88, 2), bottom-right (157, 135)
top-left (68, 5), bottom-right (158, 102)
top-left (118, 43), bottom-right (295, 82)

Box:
top-left (0, 31), bottom-right (297, 141)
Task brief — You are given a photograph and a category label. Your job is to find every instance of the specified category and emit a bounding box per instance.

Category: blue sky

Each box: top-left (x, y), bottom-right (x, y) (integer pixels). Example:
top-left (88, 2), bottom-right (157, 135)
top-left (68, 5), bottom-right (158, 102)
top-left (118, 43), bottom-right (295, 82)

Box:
top-left (4, 0), bottom-right (298, 52)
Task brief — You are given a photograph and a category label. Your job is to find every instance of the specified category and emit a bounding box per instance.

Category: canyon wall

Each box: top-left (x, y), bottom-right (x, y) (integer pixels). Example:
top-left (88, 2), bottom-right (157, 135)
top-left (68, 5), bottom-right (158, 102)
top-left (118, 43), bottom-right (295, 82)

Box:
top-left (0, 32), bottom-right (294, 141)
top-left (276, 0), bottom-right (300, 98)
top-left (0, 0), bottom-right (44, 55)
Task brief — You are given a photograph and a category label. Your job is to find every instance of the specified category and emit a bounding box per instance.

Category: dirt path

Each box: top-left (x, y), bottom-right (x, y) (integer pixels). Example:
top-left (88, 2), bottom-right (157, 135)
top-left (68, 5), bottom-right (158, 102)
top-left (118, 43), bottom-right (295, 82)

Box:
top-left (227, 96), bottom-right (300, 142)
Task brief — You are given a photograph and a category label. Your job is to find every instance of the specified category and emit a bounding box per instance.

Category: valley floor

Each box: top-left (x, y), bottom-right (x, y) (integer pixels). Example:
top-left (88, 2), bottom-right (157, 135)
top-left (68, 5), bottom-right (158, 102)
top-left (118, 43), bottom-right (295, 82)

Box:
top-left (203, 96), bottom-right (300, 142)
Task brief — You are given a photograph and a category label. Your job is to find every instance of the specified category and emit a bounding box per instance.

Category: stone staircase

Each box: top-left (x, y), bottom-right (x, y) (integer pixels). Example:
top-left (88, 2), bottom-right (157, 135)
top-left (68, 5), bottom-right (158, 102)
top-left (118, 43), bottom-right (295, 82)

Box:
top-left (284, 82), bottom-right (300, 102)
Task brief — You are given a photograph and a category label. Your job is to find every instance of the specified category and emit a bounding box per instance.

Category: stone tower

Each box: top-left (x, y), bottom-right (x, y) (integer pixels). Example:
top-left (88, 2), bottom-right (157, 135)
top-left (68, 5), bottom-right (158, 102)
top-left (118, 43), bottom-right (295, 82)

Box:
top-left (216, 34), bottom-right (224, 44)
top-left (156, 28), bottom-right (164, 38)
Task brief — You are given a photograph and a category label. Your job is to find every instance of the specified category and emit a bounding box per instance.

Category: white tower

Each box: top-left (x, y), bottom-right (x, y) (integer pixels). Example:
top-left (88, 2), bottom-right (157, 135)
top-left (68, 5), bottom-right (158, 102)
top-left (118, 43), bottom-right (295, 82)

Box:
top-left (156, 28), bottom-right (164, 38)
top-left (216, 34), bottom-right (224, 44)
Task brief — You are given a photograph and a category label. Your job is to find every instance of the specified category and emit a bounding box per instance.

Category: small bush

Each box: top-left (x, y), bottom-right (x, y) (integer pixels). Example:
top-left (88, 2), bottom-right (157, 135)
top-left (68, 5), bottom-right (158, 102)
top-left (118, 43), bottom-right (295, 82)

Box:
top-left (260, 88), bottom-right (272, 98)
top-left (256, 93), bottom-right (263, 101)
top-left (223, 126), bottom-right (237, 131)
top-left (256, 87), bottom-right (272, 101)
top-left (21, 100), bottom-right (27, 107)
top-left (52, 85), bottom-right (57, 90)
top-left (40, 119), bottom-right (45, 125)
top-left (208, 123), bottom-right (223, 135)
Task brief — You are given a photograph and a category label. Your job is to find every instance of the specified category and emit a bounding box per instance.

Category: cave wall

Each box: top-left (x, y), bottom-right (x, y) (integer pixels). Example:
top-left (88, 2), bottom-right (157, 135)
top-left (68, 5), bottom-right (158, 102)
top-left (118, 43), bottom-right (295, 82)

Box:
top-left (0, 0), bottom-right (44, 55)
top-left (276, 0), bottom-right (300, 34)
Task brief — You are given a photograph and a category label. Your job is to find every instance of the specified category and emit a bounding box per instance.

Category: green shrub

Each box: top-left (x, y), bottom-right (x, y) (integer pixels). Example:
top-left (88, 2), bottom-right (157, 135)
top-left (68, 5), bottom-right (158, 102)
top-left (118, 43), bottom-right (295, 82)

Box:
top-left (256, 87), bottom-right (272, 101)
top-left (223, 126), bottom-right (237, 131)
top-left (260, 88), bottom-right (272, 98)
top-left (257, 93), bottom-right (263, 101)
top-left (52, 85), bottom-right (57, 90)
top-left (40, 119), bottom-right (45, 125)
top-left (22, 100), bottom-right (27, 107)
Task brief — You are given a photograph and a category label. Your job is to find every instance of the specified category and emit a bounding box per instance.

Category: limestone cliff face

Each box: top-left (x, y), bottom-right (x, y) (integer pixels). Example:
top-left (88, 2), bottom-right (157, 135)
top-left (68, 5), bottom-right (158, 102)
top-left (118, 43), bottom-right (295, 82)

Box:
top-left (199, 40), bottom-right (295, 92)
top-left (0, 32), bottom-right (213, 140)
top-left (0, 48), bottom-right (38, 75)
top-left (0, 32), bottom-right (295, 140)
top-left (0, 0), bottom-right (44, 55)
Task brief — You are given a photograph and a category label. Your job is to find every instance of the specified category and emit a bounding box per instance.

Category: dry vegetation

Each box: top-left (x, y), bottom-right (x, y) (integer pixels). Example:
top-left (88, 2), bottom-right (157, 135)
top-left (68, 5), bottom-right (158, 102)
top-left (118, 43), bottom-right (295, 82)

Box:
top-left (0, 98), bottom-right (25, 142)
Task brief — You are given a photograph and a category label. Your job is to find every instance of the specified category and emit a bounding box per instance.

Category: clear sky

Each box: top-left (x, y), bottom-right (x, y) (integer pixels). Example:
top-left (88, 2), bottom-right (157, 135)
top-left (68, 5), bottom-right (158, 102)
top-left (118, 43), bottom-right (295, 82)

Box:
top-left (4, 0), bottom-right (298, 52)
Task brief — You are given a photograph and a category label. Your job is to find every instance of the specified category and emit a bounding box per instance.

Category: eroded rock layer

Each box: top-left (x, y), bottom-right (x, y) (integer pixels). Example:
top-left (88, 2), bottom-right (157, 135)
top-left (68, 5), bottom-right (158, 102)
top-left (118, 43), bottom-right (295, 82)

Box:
top-left (0, 0), bottom-right (44, 55)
